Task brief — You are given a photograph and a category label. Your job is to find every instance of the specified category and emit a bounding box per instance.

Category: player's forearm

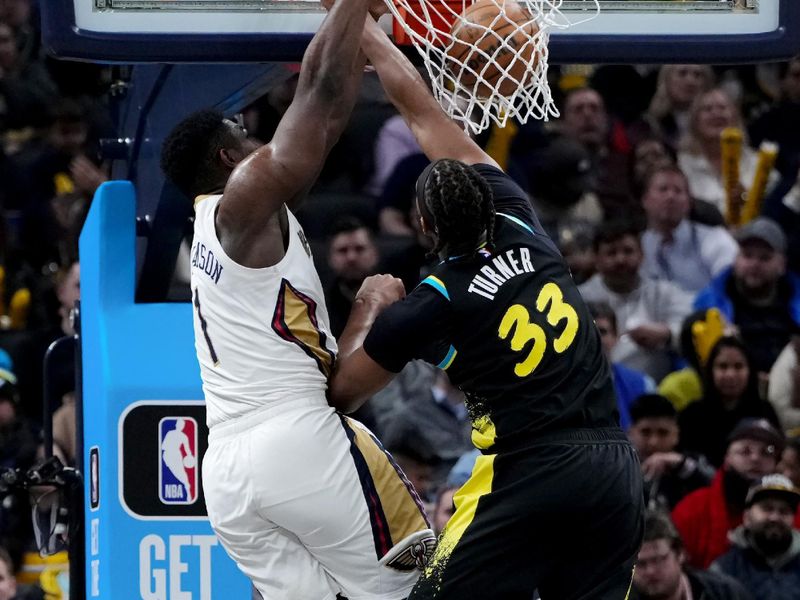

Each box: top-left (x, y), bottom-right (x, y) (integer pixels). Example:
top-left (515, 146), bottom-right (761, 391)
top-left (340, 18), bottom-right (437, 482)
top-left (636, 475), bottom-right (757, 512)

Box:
top-left (298, 0), bottom-right (369, 113)
top-left (329, 298), bottom-right (391, 413)
top-left (360, 18), bottom-right (438, 130)
top-left (336, 296), bottom-right (382, 364)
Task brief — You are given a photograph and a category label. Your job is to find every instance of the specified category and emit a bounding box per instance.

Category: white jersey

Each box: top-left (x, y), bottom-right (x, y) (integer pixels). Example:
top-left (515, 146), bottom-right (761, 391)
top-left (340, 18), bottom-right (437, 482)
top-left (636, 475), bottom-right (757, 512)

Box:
top-left (190, 195), bottom-right (337, 428)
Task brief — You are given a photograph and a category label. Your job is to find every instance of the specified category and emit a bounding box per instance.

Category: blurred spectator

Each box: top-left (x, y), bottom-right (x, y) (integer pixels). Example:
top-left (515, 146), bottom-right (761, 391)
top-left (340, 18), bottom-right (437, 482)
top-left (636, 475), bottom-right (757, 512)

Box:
top-left (10, 99), bottom-right (105, 270)
top-left (525, 136), bottom-right (602, 239)
top-left (0, 20), bottom-right (55, 134)
top-left (694, 217), bottom-right (800, 376)
top-left (658, 309), bottom-right (716, 412)
top-left (556, 220), bottom-right (595, 285)
top-left (578, 220), bottom-right (693, 382)
top-left (559, 87), bottom-right (636, 218)
top-left (641, 165), bottom-right (737, 294)
top-left (645, 65), bottom-right (715, 149)
top-left (678, 88), bottom-right (779, 216)
top-left (379, 369), bottom-right (472, 487)
top-left (369, 360), bottom-right (437, 437)
top-left (769, 335), bottom-right (800, 433)
top-left (377, 152), bottom-right (428, 237)
top-left (629, 394), bottom-right (714, 511)
top-left (324, 217), bottom-right (379, 337)
top-left (630, 137), bottom-right (676, 198)
top-left (365, 113), bottom-right (421, 197)
top-left (51, 392), bottom-right (74, 466)
top-left (54, 261), bottom-right (78, 336)
top-left (0, 367), bottom-right (37, 472)
top-left (749, 57), bottom-right (800, 176)
top-left (779, 438), bottom-right (800, 488)
top-left (712, 474), bottom-right (800, 600)
top-left (631, 509), bottom-right (752, 600)
top-left (431, 485), bottom-right (457, 536)
top-left (0, 545), bottom-right (42, 600)
top-left (588, 301), bottom-right (655, 428)
top-left (763, 163), bottom-right (800, 275)
top-left (446, 448), bottom-right (479, 490)
top-left (672, 418), bottom-right (785, 568)
top-left (680, 337), bottom-right (780, 466)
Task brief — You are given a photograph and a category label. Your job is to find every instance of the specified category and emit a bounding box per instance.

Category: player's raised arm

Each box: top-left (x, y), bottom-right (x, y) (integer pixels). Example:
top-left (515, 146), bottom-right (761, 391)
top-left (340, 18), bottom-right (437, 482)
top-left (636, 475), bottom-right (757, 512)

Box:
top-left (360, 16), bottom-right (498, 168)
top-left (216, 0), bottom-right (370, 262)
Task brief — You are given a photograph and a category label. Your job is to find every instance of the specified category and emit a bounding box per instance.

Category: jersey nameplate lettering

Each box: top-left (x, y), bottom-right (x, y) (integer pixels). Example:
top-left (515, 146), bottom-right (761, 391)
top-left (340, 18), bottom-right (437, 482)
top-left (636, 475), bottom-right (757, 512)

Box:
top-left (191, 241), bottom-right (223, 285)
top-left (467, 247), bottom-right (535, 301)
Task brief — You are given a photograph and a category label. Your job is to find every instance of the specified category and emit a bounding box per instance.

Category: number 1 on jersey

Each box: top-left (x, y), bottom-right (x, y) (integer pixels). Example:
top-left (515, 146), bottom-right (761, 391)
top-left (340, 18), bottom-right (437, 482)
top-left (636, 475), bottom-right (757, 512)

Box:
top-left (194, 288), bottom-right (219, 366)
top-left (498, 282), bottom-right (579, 377)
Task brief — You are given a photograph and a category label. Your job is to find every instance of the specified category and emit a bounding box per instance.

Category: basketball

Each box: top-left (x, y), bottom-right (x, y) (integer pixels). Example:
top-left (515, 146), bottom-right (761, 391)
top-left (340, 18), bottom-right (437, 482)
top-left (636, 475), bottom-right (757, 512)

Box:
top-left (183, 456), bottom-right (196, 469)
top-left (447, 0), bottom-right (539, 97)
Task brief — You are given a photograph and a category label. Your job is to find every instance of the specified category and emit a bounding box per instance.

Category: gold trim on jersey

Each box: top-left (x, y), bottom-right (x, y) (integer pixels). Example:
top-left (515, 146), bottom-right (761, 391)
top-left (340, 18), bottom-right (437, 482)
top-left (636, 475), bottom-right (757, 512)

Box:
top-left (193, 194), bottom-right (217, 208)
top-left (342, 417), bottom-right (431, 558)
top-left (271, 279), bottom-right (335, 377)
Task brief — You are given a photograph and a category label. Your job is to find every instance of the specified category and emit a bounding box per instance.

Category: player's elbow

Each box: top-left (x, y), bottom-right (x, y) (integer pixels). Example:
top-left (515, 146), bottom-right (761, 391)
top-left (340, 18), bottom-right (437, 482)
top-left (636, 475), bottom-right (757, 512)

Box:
top-left (328, 376), bottom-right (365, 414)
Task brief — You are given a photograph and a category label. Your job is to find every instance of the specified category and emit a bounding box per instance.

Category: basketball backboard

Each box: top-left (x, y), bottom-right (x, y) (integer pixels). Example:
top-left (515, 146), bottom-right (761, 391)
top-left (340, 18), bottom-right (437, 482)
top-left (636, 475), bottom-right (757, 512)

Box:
top-left (43, 0), bottom-right (800, 64)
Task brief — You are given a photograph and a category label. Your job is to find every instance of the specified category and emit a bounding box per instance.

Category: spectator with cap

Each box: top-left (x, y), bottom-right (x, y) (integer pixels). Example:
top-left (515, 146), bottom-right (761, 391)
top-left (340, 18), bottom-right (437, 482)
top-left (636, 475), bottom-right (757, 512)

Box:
top-left (695, 216), bottom-right (800, 376)
top-left (628, 394), bottom-right (714, 511)
top-left (640, 164), bottom-right (738, 294)
top-left (588, 301), bottom-right (655, 428)
top-left (679, 336), bottom-right (781, 466)
top-left (672, 418), bottom-right (788, 568)
top-left (579, 219), bottom-right (694, 382)
top-left (712, 474), bottom-right (800, 600)
top-left (632, 509), bottom-right (752, 600)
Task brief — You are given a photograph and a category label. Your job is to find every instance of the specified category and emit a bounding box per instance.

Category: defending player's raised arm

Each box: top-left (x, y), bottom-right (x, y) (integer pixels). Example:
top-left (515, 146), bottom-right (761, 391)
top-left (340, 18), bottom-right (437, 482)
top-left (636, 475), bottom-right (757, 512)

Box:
top-left (329, 275), bottom-right (404, 413)
top-left (360, 16), bottom-right (499, 169)
top-left (218, 0), bottom-right (369, 239)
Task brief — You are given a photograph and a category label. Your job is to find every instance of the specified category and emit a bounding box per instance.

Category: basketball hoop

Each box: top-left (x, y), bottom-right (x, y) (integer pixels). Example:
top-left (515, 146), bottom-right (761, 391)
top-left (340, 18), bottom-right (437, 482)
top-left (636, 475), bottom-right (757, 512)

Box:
top-left (387, 0), bottom-right (601, 134)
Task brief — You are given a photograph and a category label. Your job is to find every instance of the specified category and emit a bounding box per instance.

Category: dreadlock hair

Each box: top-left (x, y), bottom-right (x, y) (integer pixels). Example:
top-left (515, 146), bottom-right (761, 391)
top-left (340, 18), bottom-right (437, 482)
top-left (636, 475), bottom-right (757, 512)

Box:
top-left (160, 109), bottom-right (238, 199)
top-left (421, 159), bottom-right (495, 257)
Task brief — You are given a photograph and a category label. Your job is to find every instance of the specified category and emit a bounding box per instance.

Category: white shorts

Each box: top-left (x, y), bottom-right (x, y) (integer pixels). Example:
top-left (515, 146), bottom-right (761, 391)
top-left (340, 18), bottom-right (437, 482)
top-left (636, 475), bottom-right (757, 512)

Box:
top-left (203, 398), bottom-right (435, 600)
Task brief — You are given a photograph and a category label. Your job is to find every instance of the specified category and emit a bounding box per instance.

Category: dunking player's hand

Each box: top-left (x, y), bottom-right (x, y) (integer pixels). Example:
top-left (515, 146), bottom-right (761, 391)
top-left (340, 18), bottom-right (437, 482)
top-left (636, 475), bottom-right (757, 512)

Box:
top-left (321, 0), bottom-right (389, 21)
top-left (355, 274), bottom-right (406, 312)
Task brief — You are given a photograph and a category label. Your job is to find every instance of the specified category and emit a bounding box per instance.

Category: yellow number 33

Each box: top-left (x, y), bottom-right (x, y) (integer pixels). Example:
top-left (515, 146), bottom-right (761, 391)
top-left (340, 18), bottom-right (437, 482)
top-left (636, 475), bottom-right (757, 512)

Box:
top-left (497, 283), bottom-right (579, 377)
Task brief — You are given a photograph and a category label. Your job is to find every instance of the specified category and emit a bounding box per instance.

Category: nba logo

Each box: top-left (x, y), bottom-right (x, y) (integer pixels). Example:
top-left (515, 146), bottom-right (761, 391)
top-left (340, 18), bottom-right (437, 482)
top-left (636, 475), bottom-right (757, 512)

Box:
top-left (158, 417), bottom-right (198, 505)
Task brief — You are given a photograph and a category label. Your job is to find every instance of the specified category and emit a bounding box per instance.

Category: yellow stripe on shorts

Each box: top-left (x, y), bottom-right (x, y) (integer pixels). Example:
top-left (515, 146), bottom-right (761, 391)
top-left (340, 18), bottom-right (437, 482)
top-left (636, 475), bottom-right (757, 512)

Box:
top-left (425, 453), bottom-right (495, 576)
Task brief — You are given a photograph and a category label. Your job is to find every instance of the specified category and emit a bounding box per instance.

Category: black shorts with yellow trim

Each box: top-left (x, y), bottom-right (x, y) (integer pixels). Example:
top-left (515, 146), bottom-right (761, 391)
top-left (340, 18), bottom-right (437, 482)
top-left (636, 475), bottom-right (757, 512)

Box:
top-left (409, 427), bottom-right (644, 600)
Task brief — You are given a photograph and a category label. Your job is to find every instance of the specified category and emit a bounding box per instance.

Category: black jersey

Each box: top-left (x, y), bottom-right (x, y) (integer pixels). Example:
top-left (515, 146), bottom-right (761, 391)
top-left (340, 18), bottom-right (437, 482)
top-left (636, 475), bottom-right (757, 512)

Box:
top-left (364, 164), bottom-right (618, 452)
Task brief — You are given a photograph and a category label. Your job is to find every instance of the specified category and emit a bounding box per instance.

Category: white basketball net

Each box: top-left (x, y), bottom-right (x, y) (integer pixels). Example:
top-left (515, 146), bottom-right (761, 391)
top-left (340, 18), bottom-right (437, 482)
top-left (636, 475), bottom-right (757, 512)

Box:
top-left (385, 0), bottom-right (600, 134)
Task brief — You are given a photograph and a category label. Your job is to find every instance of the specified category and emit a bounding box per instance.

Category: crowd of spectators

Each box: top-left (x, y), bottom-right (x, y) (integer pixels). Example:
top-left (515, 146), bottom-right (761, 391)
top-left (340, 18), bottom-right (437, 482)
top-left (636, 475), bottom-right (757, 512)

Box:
top-left (298, 58), bottom-right (800, 598)
top-left (0, 0), bottom-right (796, 597)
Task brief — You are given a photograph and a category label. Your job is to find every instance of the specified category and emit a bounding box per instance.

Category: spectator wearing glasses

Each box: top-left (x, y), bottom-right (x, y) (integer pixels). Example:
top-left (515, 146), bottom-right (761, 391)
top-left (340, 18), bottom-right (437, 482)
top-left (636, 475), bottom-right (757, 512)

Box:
top-left (631, 510), bottom-right (752, 600)
top-left (672, 418), bottom-right (787, 568)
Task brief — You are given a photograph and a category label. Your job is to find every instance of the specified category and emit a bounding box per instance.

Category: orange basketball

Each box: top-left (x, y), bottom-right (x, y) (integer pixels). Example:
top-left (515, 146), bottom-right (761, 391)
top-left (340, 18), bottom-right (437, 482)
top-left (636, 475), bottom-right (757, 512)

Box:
top-left (447, 0), bottom-right (539, 97)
